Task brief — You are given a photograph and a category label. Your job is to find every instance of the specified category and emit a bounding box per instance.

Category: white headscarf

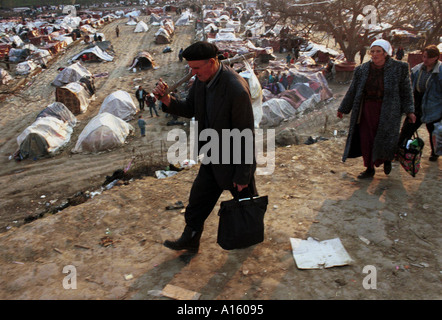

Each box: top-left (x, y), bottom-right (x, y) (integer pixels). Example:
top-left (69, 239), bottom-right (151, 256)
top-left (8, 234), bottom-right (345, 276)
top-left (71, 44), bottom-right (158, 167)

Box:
top-left (370, 39), bottom-right (393, 56)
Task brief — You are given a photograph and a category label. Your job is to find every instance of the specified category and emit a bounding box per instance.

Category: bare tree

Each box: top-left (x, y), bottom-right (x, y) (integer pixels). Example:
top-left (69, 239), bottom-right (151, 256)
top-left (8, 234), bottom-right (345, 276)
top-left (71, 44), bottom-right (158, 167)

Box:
top-left (261, 0), bottom-right (441, 62)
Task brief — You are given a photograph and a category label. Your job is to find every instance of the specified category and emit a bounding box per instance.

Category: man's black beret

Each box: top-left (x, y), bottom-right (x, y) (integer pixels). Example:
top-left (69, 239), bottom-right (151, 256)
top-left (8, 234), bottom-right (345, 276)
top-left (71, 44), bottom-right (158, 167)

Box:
top-left (182, 41), bottom-right (218, 61)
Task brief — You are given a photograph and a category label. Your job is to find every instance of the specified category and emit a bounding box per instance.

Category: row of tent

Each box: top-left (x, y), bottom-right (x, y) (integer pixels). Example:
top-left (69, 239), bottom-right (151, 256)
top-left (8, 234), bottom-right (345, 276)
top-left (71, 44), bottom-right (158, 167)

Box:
top-left (15, 90), bottom-right (138, 160)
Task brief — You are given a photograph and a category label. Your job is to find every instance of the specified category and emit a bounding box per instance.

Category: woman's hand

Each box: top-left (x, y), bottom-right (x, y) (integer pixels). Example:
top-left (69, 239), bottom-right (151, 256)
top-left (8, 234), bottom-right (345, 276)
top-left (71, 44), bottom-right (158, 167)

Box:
top-left (407, 113), bottom-right (416, 123)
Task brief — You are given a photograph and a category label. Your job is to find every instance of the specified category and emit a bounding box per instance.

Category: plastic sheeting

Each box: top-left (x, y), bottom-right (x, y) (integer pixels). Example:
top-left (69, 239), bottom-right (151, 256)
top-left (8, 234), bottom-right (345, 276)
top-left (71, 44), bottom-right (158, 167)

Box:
top-left (69, 45), bottom-right (114, 63)
top-left (55, 82), bottom-right (93, 114)
top-left (99, 90), bottom-right (137, 121)
top-left (15, 60), bottom-right (38, 75)
top-left (72, 112), bottom-right (134, 154)
top-left (37, 102), bottom-right (77, 127)
top-left (240, 60), bottom-right (263, 128)
top-left (17, 116), bottom-right (73, 158)
top-left (0, 68), bottom-right (12, 84)
top-left (134, 21), bottom-right (148, 32)
top-left (260, 98), bottom-right (297, 128)
top-left (52, 62), bottom-right (92, 87)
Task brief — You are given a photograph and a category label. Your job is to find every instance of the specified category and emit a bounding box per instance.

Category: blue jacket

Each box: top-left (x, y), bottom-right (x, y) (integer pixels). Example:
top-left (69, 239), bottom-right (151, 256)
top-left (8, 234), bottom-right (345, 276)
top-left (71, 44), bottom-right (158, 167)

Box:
top-left (411, 60), bottom-right (442, 123)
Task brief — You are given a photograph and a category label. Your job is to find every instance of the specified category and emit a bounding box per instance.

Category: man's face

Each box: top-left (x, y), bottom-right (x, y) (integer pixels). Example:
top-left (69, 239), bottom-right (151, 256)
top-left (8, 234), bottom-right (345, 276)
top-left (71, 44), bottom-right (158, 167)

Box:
top-left (188, 58), bottom-right (218, 82)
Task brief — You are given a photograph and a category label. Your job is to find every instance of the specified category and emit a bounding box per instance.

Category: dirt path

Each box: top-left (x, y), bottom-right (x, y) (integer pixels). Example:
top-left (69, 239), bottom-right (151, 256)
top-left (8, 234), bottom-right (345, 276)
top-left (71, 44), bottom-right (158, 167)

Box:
top-left (0, 14), bottom-right (440, 301)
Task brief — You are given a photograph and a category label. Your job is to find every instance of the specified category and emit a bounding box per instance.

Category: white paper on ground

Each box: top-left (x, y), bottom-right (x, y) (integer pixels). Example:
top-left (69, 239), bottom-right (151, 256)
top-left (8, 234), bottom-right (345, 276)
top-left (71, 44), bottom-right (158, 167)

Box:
top-left (290, 237), bottom-right (354, 269)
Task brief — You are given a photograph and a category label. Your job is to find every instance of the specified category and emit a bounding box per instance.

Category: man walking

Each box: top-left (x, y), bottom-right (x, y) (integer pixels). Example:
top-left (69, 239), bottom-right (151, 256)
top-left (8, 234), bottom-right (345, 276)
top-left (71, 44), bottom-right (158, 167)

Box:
top-left (153, 41), bottom-right (257, 253)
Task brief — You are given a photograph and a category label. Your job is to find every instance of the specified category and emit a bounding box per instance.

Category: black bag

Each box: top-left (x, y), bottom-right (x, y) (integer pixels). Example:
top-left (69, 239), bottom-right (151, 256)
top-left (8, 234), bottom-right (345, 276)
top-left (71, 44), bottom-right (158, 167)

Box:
top-left (217, 193), bottom-right (268, 250)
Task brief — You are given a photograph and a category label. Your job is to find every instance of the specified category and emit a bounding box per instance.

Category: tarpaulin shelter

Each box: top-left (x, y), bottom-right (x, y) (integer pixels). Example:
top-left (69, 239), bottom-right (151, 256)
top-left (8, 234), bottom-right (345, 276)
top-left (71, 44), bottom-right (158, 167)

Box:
top-left (15, 60), bottom-right (38, 75)
top-left (134, 21), bottom-right (149, 32)
top-left (69, 45), bottom-right (114, 63)
top-left (155, 27), bottom-right (172, 44)
top-left (0, 68), bottom-right (12, 84)
top-left (128, 51), bottom-right (158, 70)
top-left (175, 12), bottom-right (192, 26)
top-left (98, 90), bottom-right (137, 121)
top-left (36, 102), bottom-right (77, 128)
top-left (16, 104), bottom-right (76, 160)
top-left (72, 112), bottom-right (134, 154)
top-left (52, 62), bottom-right (92, 87)
top-left (260, 98), bottom-right (297, 128)
top-left (55, 82), bottom-right (94, 115)
top-left (155, 19), bottom-right (174, 44)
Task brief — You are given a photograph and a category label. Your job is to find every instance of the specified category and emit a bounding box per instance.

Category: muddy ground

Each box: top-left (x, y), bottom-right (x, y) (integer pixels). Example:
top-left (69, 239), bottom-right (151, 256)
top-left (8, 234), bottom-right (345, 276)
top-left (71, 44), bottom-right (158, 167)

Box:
top-left (0, 14), bottom-right (440, 301)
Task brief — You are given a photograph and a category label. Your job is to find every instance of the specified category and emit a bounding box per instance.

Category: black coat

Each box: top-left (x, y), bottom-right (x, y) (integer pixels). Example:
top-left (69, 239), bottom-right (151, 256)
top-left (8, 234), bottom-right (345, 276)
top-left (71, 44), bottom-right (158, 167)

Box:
top-left (164, 65), bottom-right (256, 190)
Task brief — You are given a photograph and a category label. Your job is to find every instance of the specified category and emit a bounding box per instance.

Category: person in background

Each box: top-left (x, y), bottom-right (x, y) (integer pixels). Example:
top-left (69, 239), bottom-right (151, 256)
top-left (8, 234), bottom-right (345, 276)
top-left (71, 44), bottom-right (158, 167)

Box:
top-left (137, 115), bottom-right (146, 137)
top-left (337, 39), bottom-right (415, 179)
top-left (135, 85), bottom-right (147, 111)
top-left (396, 46), bottom-right (404, 60)
top-left (178, 48), bottom-right (183, 62)
top-left (398, 44), bottom-right (442, 161)
top-left (145, 93), bottom-right (159, 117)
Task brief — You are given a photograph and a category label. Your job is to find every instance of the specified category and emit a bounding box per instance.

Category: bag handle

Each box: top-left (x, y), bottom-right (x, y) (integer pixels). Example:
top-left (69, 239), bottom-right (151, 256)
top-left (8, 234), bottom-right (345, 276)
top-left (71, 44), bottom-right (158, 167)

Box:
top-left (232, 187), bottom-right (256, 202)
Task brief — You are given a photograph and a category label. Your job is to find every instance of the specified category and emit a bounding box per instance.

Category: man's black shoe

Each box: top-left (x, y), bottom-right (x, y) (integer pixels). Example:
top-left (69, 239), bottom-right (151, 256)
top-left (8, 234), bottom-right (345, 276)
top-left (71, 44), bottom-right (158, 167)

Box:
top-left (163, 225), bottom-right (202, 253)
top-left (384, 161), bottom-right (392, 175)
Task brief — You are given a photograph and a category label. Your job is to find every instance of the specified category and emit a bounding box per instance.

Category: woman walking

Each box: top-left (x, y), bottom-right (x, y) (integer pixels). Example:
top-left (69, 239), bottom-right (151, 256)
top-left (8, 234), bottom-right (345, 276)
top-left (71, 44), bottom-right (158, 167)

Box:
top-left (337, 39), bottom-right (415, 179)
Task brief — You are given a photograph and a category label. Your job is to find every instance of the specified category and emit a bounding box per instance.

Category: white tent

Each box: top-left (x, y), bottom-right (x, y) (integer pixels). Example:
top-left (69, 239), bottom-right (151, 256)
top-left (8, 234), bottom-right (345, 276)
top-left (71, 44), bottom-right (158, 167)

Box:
top-left (52, 62), bottom-right (92, 87)
top-left (72, 112), bottom-right (134, 153)
top-left (175, 12), bottom-right (192, 26)
top-left (0, 68), bottom-right (12, 84)
top-left (17, 116), bottom-right (73, 159)
top-left (99, 90), bottom-right (137, 121)
top-left (134, 21), bottom-right (149, 32)
top-left (15, 60), bottom-right (38, 75)
top-left (69, 45), bottom-right (114, 63)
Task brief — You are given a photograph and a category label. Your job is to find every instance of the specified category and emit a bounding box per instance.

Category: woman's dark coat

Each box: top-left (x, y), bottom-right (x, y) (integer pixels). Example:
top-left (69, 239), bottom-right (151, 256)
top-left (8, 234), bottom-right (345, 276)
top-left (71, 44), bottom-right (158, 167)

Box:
top-left (338, 58), bottom-right (414, 162)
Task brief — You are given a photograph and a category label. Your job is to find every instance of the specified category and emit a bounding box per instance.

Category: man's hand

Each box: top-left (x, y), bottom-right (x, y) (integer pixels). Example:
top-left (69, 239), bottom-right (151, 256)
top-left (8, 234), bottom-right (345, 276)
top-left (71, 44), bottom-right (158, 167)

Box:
top-left (152, 78), bottom-right (171, 106)
top-left (233, 182), bottom-right (248, 192)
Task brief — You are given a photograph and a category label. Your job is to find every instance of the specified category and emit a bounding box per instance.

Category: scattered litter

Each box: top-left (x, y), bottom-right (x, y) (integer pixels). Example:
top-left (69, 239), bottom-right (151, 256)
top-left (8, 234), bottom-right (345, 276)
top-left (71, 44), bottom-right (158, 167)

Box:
top-left (100, 236), bottom-right (114, 247)
top-left (155, 170), bottom-right (179, 179)
top-left (147, 290), bottom-right (163, 297)
top-left (290, 237), bottom-right (354, 269)
top-left (179, 159), bottom-right (196, 169)
top-left (165, 201), bottom-right (184, 210)
top-left (161, 284), bottom-right (201, 300)
top-left (124, 274), bottom-right (134, 281)
top-left (358, 235), bottom-right (371, 245)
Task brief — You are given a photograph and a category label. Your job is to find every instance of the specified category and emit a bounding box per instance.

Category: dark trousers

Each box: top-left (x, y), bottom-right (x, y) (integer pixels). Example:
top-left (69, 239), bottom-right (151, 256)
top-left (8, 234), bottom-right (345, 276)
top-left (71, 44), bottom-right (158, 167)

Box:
top-left (184, 164), bottom-right (257, 232)
top-left (149, 103), bottom-right (159, 116)
top-left (137, 99), bottom-right (144, 110)
top-left (398, 91), bottom-right (440, 156)
top-left (399, 117), bottom-right (440, 156)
